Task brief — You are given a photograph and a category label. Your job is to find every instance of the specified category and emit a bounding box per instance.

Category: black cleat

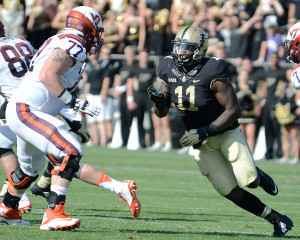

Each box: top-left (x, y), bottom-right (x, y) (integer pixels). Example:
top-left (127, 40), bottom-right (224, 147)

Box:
top-left (270, 215), bottom-right (294, 237)
top-left (257, 167), bottom-right (278, 196)
top-left (30, 183), bottom-right (50, 199)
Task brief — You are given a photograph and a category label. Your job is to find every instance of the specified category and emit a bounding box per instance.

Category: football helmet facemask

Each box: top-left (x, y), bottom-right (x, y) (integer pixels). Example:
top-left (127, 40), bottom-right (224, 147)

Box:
top-left (171, 26), bottom-right (208, 67)
top-left (66, 6), bottom-right (104, 55)
top-left (285, 22), bottom-right (300, 63)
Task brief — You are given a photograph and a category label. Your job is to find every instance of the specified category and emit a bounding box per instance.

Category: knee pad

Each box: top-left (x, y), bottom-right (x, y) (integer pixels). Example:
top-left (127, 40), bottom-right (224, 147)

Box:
top-left (51, 155), bottom-right (82, 181)
top-left (0, 148), bottom-right (14, 158)
top-left (8, 167), bottom-right (38, 189)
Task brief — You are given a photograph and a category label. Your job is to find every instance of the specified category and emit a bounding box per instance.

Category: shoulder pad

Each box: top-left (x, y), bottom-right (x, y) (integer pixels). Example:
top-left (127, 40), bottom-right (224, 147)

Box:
top-left (57, 33), bottom-right (87, 62)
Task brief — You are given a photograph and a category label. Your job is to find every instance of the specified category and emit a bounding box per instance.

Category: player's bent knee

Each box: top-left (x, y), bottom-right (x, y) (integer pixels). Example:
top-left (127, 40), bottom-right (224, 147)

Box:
top-left (0, 147), bottom-right (14, 158)
top-left (52, 155), bottom-right (82, 181)
top-left (8, 167), bottom-right (38, 189)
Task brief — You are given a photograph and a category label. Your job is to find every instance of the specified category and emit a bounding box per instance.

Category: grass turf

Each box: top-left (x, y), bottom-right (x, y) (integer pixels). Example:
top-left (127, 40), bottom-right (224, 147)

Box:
top-left (0, 146), bottom-right (299, 240)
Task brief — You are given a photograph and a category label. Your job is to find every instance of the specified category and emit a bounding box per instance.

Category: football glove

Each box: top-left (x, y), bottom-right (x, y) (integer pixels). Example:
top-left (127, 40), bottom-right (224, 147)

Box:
top-left (179, 125), bottom-right (217, 149)
top-left (62, 116), bottom-right (91, 143)
top-left (73, 98), bottom-right (101, 117)
top-left (58, 90), bottom-right (100, 117)
top-left (147, 85), bottom-right (165, 109)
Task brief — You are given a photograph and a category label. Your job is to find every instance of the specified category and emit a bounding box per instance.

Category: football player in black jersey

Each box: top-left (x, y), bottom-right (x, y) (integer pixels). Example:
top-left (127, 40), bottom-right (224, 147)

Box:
top-left (147, 26), bottom-right (293, 237)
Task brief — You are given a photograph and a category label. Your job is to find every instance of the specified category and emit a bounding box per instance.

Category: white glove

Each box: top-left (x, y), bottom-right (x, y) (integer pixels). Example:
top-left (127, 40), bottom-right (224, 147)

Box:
top-left (74, 99), bottom-right (101, 117)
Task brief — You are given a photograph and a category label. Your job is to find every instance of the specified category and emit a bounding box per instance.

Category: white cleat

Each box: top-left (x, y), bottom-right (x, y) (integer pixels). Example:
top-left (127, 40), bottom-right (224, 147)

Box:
top-left (18, 193), bottom-right (32, 213)
top-left (119, 180), bottom-right (141, 218)
top-left (40, 202), bottom-right (80, 231)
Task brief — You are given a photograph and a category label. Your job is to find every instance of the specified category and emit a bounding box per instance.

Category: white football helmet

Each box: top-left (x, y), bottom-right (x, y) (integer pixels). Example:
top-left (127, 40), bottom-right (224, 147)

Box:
top-left (285, 22), bottom-right (300, 63)
top-left (171, 26), bottom-right (208, 67)
top-left (65, 6), bottom-right (104, 55)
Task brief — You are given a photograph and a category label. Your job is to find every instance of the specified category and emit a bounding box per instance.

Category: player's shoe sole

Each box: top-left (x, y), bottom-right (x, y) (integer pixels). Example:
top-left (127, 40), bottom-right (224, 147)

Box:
top-left (31, 183), bottom-right (50, 199)
top-left (257, 167), bottom-right (278, 196)
top-left (119, 180), bottom-right (141, 218)
top-left (18, 193), bottom-right (32, 213)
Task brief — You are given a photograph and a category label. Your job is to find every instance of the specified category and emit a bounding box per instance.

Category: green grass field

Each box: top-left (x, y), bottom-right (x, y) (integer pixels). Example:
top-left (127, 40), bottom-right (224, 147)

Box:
top-left (0, 146), bottom-right (299, 240)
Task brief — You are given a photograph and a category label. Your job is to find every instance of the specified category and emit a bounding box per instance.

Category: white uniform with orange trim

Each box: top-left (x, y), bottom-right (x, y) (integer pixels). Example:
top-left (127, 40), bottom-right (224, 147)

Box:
top-left (6, 30), bottom-right (86, 176)
top-left (291, 64), bottom-right (300, 89)
top-left (0, 37), bottom-right (34, 150)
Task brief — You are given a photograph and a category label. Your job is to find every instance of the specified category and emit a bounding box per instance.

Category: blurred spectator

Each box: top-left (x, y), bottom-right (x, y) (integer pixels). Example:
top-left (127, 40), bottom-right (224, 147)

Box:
top-left (83, 47), bottom-right (116, 147)
top-left (259, 53), bottom-right (287, 160)
top-left (235, 69), bottom-right (258, 153)
top-left (111, 46), bottom-right (137, 147)
top-left (277, 69), bottom-right (300, 164)
top-left (102, 10), bottom-right (123, 53)
top-left (148, 80), bottom-right (172, 152)
top-left (238, 14), bottom-right (267, 63)
top-left (0, 0), bottom-right (24, 38)
top-left (117, 2), bottom-right (146, 52)
top-left (126, 49), bottom-right (155, 148)
top-left (170, 0), bottom-right (197, 37)
top-left (255, 0), bottom-right (285, 18)
top-left (205, 19), bottom-right (225, 56)
top-left (27, 0), bottom-right (56, 49)
top-left (258, 15), bottom-right (285, 63)
top-left (51, 0), bottom-right (76, 34)
top-left (288, 0), bottom-right (300, 20)
top-left (145, 1), bottom-right (172, 56)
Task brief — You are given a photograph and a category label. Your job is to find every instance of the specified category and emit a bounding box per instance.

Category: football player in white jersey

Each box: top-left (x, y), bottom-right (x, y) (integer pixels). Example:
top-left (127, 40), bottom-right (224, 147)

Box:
top-left (285, 22), bottom-right (300, 89)
top-left (0, 19), bottom-right (35, 214)
top-left (0, 6), bottom-right (139, 231)
top-left (0, 18), bottom-right (140, 228)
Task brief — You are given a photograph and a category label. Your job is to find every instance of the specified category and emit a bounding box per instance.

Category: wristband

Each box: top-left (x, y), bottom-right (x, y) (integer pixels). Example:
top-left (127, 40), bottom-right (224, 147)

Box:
top-left (58, 89), bottom-right (72, 104)
top-left (127, 96), bottom-right (134, 103)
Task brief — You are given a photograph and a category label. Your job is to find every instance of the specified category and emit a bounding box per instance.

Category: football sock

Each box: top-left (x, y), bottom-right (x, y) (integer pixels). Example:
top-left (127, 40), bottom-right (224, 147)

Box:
top-left (97, 173), bottom-right (122, 194)
top-left (3, 185), bottom-right (22, 209)
top-left (48, 185), bottom-right (68, 210)
top-left (231, 190), bottom-right (266, 216)
top-left (0, 179), bottom-right (9, 196)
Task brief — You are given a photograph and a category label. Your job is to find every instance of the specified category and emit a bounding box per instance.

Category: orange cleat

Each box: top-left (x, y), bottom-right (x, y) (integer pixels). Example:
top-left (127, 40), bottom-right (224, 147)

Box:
top-left (40, 202), bottom-right (80, 231)
top-left (0, 201), bottom-right (30, 226)
top-left (119, 180), bottom-right (141, 218)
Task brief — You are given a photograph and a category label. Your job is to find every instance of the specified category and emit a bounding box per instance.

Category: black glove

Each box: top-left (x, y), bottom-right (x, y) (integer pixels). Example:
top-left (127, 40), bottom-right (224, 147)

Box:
top-left (147, 85), bottom-right (165, 109)
top-left (179, 125), bottom-right (217, 149)
top-left (62, 116), bottom-right (91, 143)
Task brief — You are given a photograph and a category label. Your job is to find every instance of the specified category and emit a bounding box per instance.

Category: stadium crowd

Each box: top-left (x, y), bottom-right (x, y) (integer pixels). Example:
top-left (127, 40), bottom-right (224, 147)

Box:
top-left (1, 0), bottom-right (300, 162)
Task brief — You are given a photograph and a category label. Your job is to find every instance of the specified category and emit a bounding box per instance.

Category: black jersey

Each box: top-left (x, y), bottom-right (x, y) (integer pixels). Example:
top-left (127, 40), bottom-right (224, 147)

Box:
top-left (157, 56), bottom-right (239, 131)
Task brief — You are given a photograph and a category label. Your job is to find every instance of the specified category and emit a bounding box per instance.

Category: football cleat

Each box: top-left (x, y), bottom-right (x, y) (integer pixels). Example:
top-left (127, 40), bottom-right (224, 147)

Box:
top-left (40, 202), bottom-right (80, 231)
top-left (31, 183), bottom-right (50, 199)
top-left (270, 215), bottom-right (294, 237)
top-left (0, 201), bottom-right (30, 226)
top-left (18, 193), bottom-right (32, 213)
top-left (119, 180), bottom-right (141, 218)
top-left (256, 167), bottom-right (278, 196)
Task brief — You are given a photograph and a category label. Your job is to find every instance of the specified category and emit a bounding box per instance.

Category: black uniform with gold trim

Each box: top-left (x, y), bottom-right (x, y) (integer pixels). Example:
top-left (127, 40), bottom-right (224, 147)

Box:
top-left (157, 55), bottom-right (239, 131)
top-left (148, 25), bottom-right (293, 237)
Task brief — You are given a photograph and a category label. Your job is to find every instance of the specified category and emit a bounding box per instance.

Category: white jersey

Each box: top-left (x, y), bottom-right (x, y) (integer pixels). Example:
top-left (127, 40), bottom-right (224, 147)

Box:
top-left (0, 37), bottom-right (34, 99)
top-left (291, 64), bottom-right (300, 89)
top-left (10, 30), bottom-right (87, 116)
